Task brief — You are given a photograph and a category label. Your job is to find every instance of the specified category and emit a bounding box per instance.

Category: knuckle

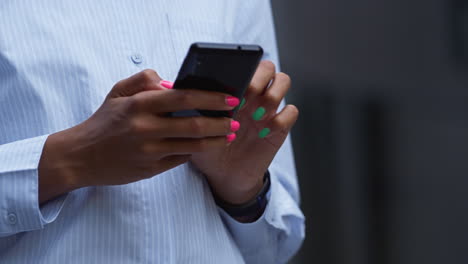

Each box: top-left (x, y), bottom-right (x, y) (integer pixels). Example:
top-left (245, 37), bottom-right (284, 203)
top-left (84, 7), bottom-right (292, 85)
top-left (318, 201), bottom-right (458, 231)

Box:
top-left (272, 117), bottom-right (288, 130)
top-left (188, 118), bottom-right (204, 135)
top-left (130, 117), bottom-right (148, 134)
top-left (178, 91), bottom-right (196, 109)
top-left (264, 91), bottom-right (281, 103)
top-left (124, 96), bottom-right (141, 113)
top-left (249, 82), bottom-right (262, 93)
top-left (289, 104), bottom-right (299, 115)
top-left (250, 80), bottom-right (266, 94)
top-left (141, 69), bottom-right (160, 90)
top-left (273, 105), bottom-right (300, 130)
top-left (261, 60), bottom-right (276, 73)
top-left (288, 105), bottom-right (300, 120)
top-left (108, 80), bottom-right (126, 99)
top-left (276, 72), bottom-right (291, 87)
top-left (141, 69), bottom-right (157, 80)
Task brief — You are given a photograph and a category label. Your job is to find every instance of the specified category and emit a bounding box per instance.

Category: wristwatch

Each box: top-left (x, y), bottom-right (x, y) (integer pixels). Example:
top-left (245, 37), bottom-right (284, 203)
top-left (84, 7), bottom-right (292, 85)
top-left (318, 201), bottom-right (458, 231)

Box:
top-left (214, 171), bottom-right (271, 221)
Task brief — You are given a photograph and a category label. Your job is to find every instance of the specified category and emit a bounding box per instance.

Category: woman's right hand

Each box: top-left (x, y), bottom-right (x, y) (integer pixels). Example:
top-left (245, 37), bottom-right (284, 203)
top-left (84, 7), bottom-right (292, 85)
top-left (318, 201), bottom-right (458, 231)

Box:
top-left (38, 69), bottom-right (240, 203)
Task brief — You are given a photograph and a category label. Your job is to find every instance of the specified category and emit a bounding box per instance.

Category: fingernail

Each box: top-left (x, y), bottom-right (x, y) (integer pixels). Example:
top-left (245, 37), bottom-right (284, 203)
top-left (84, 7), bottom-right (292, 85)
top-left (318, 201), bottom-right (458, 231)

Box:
top-left (160, 80), bottom-right (174, 89)
top-left (238, 98), bottom-right (246, 109)
top-left (252, 107), bottom-right (266, 121)
top-left (258, 128), bottom-right (271, 138)
top-left (230, 121), bottom-right (240, 132)
top-left (226, 133), bottom-right (237, 143)
top-left (226, 96), bottom-right (240, 107)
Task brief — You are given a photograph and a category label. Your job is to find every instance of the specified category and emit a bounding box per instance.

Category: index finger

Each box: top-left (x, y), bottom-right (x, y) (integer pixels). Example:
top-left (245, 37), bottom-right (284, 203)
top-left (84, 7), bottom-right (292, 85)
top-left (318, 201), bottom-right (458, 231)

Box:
top-left (133, 89), bottom-right (240, 114)
top-left (108, 69), bottom-right (165, 98)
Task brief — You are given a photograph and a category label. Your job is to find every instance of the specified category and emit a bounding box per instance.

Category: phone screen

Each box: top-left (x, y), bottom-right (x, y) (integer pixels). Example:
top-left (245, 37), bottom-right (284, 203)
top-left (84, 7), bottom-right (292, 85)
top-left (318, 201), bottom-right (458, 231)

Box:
top-left (172, 43), bottom-right (263, 118)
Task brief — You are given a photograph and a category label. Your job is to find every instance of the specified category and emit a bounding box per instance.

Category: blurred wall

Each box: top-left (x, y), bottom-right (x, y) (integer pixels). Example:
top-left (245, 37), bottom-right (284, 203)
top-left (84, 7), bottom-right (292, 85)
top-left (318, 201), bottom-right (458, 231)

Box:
top-left (271, 0), bottom-right (468, 263)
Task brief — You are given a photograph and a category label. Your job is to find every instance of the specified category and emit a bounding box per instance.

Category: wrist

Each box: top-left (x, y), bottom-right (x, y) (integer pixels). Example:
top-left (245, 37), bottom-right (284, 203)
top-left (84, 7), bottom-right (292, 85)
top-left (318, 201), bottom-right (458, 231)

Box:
top-left (38, 127), bottom-right (84, 203)
top-left (212, 174), bottom-right (264, 205)
top-left (214, 171), bottom-right (271, 223)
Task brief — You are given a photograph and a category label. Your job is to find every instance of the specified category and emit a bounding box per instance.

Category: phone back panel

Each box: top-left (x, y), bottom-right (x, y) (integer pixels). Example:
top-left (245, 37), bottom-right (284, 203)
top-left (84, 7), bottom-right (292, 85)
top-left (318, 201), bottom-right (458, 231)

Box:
top-left (173, 42), bottom-right (263, 118)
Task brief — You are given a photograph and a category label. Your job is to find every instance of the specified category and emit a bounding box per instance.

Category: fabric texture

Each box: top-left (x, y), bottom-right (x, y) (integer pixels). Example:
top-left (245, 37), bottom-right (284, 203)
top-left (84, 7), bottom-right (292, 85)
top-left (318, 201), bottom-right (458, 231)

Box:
top-left (0, 1), bottom-right (305, 263)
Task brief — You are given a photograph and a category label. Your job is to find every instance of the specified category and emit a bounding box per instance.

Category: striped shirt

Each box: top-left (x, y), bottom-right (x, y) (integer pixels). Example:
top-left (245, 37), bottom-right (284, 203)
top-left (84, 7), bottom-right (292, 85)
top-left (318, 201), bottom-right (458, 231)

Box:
top-left (0, 1), bottom-right (304, 263)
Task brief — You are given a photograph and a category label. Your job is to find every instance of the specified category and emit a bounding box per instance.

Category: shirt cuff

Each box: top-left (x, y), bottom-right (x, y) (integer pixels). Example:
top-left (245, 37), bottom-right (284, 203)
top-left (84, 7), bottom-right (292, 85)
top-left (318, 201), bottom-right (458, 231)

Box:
top-left (218, 169), bottom-right (304, 260)
top-left (0, 135), bottom-right (68, 237)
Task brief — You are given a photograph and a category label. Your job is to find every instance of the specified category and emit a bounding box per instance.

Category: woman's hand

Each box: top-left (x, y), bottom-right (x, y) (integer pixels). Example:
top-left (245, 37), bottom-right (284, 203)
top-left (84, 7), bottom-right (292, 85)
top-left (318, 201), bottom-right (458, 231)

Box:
top-left (190, 61), bottom-right (299, 205)
top-left (38, 69), bottom-right (240, 203)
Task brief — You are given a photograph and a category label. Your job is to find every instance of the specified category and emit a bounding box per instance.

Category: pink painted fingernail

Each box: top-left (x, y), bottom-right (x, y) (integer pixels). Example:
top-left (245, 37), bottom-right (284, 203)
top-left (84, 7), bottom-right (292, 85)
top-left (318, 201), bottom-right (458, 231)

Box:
top-left (226, 133), bottom-right (237, 143)
top-left (160, 80), bottom-right (174, 89)
top-left (226, 96), bottom-right (240, 107)
top-left (230, 121), bottom-right (240, 132)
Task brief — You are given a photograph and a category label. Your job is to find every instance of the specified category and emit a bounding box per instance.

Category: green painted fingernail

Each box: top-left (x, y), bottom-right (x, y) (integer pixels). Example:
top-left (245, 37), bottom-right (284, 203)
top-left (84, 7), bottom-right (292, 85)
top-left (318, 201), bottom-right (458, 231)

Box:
top-left (239, 98), bottom-right (246, 109)
top-left (252, 107), bottom-right (266, 121)
top-left (258, 128), bottom-right (271, 138)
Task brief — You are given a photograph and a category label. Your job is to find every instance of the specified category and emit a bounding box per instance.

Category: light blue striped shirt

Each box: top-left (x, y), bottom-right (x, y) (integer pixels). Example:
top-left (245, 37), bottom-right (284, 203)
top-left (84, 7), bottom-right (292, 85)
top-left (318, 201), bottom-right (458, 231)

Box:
top-left (0, 1), bottom-right (304, 263)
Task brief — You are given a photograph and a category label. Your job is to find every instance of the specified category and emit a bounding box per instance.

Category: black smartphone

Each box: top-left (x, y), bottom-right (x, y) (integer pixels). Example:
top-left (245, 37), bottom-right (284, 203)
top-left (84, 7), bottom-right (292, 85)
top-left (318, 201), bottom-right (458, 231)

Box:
top-left (172, 42), bottom-right (263, 118)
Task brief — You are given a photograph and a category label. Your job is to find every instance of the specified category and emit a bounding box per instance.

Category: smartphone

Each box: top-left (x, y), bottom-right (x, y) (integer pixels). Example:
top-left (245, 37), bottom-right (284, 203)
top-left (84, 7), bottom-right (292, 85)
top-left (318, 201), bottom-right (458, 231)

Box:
top-left (172, 42), bottom-right (263, 118)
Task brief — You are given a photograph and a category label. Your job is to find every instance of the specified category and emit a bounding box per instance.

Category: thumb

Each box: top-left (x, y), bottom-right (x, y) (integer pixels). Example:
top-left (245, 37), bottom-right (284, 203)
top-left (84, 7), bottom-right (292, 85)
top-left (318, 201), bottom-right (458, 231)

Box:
top-left (107, 69), bottom-right (171, 98)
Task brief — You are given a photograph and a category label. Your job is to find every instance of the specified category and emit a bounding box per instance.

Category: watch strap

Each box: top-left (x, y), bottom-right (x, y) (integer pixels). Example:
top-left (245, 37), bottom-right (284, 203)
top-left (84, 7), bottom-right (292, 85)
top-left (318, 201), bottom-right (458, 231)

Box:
top-left (214, 171), bottom-right (271, 220)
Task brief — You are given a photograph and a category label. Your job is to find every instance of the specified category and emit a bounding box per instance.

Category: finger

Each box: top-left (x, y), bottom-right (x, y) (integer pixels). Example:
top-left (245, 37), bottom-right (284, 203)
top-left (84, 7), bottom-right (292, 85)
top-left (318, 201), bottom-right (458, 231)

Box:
top-left (159, 136), bottom-right (230, 156)
top-left (129, 115), bottom-right (238, 139)
top-left (133, 89), bottom-right (240, 114)
top-left (261, 72), bottom-right (291, 113)
top-left (154, 154), bottom-right (191, 173)
top-left (260, 104), bottom-right (299, 139)
top-left (245, 60), bottom-right (276, 99)
top-left (159, 117), bottom-right (238, 138)
top-left (107, 69), bottom-right (164, 98)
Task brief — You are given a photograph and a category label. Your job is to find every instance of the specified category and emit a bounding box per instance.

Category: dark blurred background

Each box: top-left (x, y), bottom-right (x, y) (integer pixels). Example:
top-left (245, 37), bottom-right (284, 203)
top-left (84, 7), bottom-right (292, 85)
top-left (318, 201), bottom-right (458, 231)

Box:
top-left (270, 0), bottom-right (468, 263)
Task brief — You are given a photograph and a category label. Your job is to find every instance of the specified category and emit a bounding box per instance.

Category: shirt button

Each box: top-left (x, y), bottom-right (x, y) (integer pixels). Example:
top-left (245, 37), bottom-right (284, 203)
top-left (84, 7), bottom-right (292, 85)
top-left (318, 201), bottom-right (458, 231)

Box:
top-left (6, 213), bottom-right (17, 225)
top-left (131, 53), bottom-right (143, 64)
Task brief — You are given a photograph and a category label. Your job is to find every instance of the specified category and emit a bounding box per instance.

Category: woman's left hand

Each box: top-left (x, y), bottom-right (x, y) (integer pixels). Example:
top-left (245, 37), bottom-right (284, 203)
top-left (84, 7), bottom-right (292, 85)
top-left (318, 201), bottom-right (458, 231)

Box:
top-left (190, 60), bottom-right (299, 205)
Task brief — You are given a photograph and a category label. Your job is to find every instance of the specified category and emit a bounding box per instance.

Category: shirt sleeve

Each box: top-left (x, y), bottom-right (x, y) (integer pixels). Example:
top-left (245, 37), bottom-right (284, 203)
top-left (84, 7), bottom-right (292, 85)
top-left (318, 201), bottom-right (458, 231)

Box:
top-left (218, 1), bottom-right (305, 263)
top-left (0, 135), bottom-right (68, 237)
